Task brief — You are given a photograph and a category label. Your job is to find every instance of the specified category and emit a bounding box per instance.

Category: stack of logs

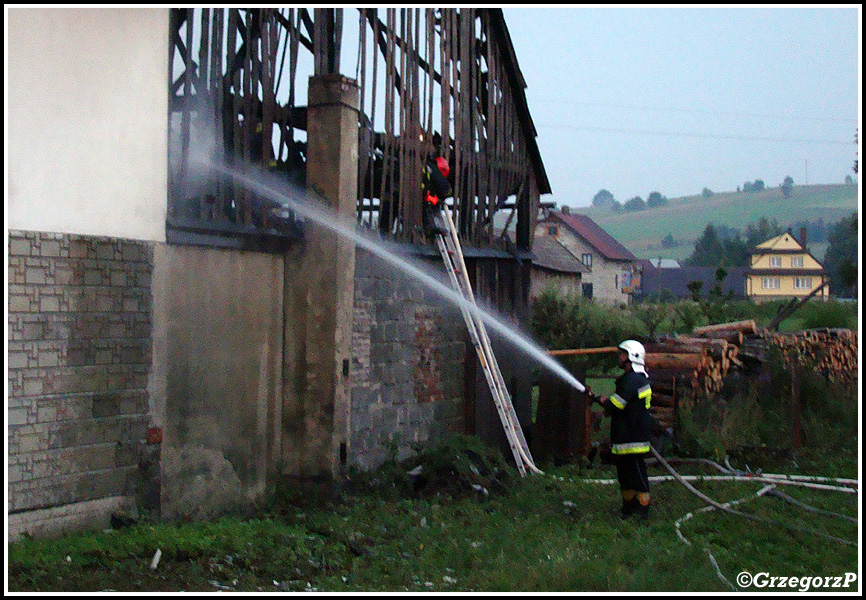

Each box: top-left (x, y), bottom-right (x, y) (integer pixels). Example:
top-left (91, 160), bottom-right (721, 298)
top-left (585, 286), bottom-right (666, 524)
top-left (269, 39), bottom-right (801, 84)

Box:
top-left (743, 327), bottom-right (858, 385)
top-left (644, 320), bottom-right (858, 432)
top-left (645, 319), bottom-right (758, 431)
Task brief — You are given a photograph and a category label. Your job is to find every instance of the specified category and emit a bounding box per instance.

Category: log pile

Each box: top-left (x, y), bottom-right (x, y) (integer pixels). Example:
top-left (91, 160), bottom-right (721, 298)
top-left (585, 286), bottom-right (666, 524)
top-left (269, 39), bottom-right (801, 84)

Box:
top-left (644, 319), bottom-right (858, 432)
top-left (645, 320), bottom-right (758, 431)
top-left (754, 328), bottom-right (858, 385)
top-left (546, 320), bottom-right (856, 450)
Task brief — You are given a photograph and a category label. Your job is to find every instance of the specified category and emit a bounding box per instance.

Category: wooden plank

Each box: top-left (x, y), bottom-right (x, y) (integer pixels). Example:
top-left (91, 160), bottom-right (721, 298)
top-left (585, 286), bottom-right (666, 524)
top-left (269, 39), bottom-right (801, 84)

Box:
top-left (646, 342), bottom-right (709, 356)
top-left (693, 320), bottom-right (756, 335)
top-left (645, 353), bottom-right (704, 370)
top-left (547, 347), bottom-right (618, 357)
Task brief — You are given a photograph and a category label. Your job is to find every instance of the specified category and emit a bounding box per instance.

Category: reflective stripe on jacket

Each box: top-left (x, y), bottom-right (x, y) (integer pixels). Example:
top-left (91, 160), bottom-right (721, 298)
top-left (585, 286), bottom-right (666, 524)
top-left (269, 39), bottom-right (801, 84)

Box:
top-left (609, 370), bottom-right (652, 456)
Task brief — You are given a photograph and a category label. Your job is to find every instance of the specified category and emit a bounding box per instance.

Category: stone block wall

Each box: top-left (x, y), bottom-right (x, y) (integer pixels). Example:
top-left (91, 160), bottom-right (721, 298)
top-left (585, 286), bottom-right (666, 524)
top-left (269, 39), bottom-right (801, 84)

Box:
top-left (8, 231), bottom-right (156, 525)
top-left (349, 249), bottom-right (466, 469)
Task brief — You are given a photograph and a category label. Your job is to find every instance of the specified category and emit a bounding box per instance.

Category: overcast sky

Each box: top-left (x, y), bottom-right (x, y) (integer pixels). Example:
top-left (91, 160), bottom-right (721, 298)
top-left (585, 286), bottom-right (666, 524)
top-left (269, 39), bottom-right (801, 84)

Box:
top-left (501, 6), bottom-right (860, 207)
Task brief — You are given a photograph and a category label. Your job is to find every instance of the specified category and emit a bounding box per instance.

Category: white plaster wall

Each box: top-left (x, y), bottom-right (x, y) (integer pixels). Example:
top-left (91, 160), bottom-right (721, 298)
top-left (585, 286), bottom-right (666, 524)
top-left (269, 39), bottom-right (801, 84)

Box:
top-left (8, 8), bottom-right (168, 242)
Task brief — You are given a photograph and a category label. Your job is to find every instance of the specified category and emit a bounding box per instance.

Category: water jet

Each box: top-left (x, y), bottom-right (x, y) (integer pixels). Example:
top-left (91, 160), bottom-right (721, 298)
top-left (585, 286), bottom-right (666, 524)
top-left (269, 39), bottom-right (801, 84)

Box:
top-left (193, 156), bottom-right (587, 397)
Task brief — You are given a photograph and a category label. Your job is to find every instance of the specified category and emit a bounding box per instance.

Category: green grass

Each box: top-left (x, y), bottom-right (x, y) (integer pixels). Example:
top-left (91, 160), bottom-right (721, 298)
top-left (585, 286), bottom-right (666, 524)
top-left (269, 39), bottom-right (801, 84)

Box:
top-left (572, 183), bottom-right (858, 262)
top-left (8, 432), bottom-right (858, 593)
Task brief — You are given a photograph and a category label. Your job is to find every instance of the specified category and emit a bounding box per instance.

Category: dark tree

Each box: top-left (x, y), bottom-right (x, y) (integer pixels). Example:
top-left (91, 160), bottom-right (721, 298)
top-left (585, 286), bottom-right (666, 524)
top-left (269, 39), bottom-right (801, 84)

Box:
top-left (745, 217), bottom-right (784, 247)
top-left (592, 189), bottom-right (616, 208)
top-left (781, 175), bottom-right (794, 199)
top-left (624, 196), bottom-right (646, 212)
top-left (647, 191), bottom-right (668, 208)
top-left (684, 223), bottom-right (725, 267)
top-left (824, 212), bottom-right (858, 298)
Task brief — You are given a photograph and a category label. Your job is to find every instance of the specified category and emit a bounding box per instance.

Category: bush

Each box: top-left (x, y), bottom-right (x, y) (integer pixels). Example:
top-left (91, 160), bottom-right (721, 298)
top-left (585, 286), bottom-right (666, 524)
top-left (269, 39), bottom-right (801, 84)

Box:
top-left (676, 348), bottom-right (858, 471)
top-left (797, 300), bottom-right (858, 329)
top-left (529, 290), bottom-right (646, 373)
top-left (670, 300), bottom-right (703, 333)
top-left (677, 388), bottom-right (761, 460)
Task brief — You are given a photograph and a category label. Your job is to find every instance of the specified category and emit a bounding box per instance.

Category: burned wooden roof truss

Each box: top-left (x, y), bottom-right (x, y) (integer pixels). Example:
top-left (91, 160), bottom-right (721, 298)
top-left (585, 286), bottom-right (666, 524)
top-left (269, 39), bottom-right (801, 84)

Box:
top-left (168, 8), bottom-right (542, 250)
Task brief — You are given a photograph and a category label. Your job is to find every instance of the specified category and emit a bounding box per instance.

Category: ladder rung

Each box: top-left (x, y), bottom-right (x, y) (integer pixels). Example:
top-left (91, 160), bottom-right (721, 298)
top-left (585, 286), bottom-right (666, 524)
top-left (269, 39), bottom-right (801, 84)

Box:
top-left (435, 207), bottom-right (540, 477)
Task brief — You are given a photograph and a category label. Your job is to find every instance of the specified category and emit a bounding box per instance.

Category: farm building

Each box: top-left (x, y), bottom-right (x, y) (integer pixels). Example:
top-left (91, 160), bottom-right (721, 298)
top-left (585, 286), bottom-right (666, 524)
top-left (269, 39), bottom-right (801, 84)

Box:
top-left (8, 8), bottom-right (552, 538)
top-left (535, 209), bottom-right (640, 305)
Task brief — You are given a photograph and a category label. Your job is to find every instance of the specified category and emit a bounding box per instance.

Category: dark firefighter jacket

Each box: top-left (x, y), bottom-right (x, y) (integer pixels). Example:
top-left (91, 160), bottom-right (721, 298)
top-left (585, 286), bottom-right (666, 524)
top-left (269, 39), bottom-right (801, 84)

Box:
top-left (423, 157), bottom-right (452, 208)
top-left (608, 370), bottom-right (652, 455)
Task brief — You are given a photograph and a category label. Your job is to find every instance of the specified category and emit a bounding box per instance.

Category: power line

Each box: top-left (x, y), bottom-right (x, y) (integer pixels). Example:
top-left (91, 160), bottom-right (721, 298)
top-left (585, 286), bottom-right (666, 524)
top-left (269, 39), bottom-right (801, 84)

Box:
top-left (527, 98), bottom-right (858, 125)
top-left (533, 123), bottom-right (852, 145)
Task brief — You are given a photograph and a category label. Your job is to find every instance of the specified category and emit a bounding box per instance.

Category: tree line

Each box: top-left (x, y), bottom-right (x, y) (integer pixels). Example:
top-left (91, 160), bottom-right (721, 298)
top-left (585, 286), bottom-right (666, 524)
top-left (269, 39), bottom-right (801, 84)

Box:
top-left (591, 189), bottom-right (668, 212)
top-left (592, 174), bottom-right (805, 213)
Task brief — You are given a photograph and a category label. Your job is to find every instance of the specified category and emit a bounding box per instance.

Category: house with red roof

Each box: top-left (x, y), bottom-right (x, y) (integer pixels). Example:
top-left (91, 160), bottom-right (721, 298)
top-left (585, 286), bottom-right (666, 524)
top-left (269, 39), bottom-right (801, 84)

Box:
top-left (534, 208), bottom-right (640, 305)
top-left (528, 235), bottom-right (589, 298)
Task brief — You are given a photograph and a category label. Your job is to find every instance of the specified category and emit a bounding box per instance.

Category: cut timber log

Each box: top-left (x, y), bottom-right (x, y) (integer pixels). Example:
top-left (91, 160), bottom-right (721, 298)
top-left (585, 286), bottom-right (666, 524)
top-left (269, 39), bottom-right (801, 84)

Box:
top-left (651, 367), bottom-right (700, 386)
top-left (700, 330), bottom-right (744, 345)
top-left (652, 379), bottom-right (677, 395)
top-left (645, 353), bottom-right (705, 370)
top-left (645, 342), bottom-right (708, 355)
top-left (673, 336), bottom-right (731, 354)
top-left (763, 328), bottom-right (858, 385)
top-left (651, 406), bottom-right (675, 418)
top-left (547, 346), bottom-right (618, 356)
top-left (651, 406), bottom-right (675, 428)
top-left (693, 320), bottom-right (757, 336)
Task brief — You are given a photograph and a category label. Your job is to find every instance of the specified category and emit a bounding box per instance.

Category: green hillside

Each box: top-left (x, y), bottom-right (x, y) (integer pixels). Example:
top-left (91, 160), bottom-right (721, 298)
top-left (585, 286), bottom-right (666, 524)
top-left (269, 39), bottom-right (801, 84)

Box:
top-left (569, 183), bottom-right (858, 262)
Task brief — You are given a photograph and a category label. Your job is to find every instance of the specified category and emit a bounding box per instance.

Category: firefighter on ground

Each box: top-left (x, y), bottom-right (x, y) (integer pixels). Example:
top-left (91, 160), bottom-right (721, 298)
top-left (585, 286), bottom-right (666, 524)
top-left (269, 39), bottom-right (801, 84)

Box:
top-left (422, 156), bottom-right (452, 236)
top-left (586, 340), bottom-right (653, 520)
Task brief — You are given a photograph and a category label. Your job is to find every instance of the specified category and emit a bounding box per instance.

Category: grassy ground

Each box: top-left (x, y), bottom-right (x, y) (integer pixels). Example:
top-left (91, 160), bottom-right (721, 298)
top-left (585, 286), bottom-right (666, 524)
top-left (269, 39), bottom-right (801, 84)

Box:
top-left (8, 435), bottom-right (859, 593)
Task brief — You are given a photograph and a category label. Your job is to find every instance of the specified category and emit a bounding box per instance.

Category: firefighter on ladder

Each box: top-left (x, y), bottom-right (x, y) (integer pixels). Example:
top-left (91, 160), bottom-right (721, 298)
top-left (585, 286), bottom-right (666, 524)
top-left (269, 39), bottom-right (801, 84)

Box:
top-left (587, 340), bottom-right (653, 520)
top-left (422, 156), bottom-right (452, 237)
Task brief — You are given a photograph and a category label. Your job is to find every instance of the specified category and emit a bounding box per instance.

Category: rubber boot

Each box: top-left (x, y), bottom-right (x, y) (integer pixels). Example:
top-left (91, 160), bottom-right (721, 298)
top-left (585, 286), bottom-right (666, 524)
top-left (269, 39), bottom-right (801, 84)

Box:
top-left (620, 490), bottom-right (637, 519)
top-left (423, 204), bottom-right (447, 236)
top-left (635, 492), bottom-right (651, 521)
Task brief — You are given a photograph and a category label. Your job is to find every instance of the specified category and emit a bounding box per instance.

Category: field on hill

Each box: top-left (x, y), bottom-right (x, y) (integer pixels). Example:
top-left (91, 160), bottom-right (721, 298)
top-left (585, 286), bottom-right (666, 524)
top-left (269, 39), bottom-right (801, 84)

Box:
top-left (570, 184), bottom-right (858, 262)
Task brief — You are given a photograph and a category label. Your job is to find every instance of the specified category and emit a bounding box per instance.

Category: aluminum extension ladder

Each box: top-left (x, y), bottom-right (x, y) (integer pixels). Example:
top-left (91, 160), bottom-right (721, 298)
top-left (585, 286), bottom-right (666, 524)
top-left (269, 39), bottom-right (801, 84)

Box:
top-left (433, 207), bottom-right (542, 477)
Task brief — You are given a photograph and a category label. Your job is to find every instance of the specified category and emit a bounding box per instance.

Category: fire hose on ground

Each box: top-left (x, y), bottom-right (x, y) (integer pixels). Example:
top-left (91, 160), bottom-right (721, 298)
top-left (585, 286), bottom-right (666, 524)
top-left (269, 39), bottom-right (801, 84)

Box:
top-left (646, 445), bottom-right (857, 546)
top-left (572, 446), bottom-right (857, 591)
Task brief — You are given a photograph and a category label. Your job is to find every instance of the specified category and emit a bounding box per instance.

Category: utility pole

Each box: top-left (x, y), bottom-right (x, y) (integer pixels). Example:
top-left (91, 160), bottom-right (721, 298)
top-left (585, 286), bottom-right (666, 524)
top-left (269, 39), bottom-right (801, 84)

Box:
top-left (804, 159), bottom-right (808, 185)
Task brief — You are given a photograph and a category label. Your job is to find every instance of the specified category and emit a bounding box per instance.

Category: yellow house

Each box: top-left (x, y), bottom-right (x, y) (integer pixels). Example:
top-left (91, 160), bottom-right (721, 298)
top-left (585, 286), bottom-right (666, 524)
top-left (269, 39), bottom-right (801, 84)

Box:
top-left (745, 229), bottom-right (829, 302)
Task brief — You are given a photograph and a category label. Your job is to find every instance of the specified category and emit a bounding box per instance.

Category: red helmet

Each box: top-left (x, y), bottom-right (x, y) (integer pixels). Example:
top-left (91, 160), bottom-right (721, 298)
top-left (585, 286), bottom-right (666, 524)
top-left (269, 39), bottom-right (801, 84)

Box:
top-left (435, 156), bottom-right (450, 177)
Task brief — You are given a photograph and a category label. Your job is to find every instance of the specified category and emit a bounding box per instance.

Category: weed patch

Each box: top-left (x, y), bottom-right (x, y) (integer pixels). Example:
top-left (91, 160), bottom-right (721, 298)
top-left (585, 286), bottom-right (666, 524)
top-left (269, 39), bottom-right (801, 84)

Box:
top-left (8, 433), bottom-right (858, 592)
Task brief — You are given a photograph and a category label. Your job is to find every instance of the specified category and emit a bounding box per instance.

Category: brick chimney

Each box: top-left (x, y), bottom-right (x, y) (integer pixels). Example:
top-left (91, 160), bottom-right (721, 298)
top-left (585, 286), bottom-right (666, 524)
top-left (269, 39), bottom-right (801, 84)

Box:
top-left (800, 226), bottom-right (807, 248)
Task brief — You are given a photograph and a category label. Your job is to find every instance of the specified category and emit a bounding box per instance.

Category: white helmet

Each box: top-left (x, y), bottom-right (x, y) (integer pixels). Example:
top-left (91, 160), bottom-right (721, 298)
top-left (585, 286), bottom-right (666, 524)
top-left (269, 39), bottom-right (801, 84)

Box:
top-left (618, 340), bottom-right (646, 367)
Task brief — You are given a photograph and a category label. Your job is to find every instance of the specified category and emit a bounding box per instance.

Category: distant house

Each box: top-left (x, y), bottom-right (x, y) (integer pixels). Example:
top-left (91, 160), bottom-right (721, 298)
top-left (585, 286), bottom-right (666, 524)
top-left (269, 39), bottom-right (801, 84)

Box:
top-left (535, 209), bottom-right (639, 305)
top-left (636, 261), bottom-right (747, 300)
top-left (528, 235), bottom-right (589, 298)
top-left (745, 229), bottom-right (828, 302)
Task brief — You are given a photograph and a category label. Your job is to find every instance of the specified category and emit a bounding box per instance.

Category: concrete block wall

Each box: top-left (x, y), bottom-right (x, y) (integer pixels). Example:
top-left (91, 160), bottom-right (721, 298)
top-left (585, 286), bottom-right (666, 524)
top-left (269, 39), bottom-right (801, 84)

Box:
top-left (8, 230), bottom-right (156, 528)
top-left (349, 249), bottom-right (466, 469)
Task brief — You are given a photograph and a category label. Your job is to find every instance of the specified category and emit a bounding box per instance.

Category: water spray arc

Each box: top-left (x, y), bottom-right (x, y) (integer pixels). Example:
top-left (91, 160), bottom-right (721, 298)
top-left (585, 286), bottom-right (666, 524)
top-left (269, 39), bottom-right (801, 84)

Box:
top-left (195, 156), bottom-right (586, 475)
top-left (196, 157), bottom-right (587, 396)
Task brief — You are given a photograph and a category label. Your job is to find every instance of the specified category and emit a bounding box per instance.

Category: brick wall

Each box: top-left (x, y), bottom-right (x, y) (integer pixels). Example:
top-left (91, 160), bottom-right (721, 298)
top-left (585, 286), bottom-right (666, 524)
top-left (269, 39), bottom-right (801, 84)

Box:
top-left (8, 231), bottom-right (156, 519)
top-left (349, 249), bottom-right (466, 469)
